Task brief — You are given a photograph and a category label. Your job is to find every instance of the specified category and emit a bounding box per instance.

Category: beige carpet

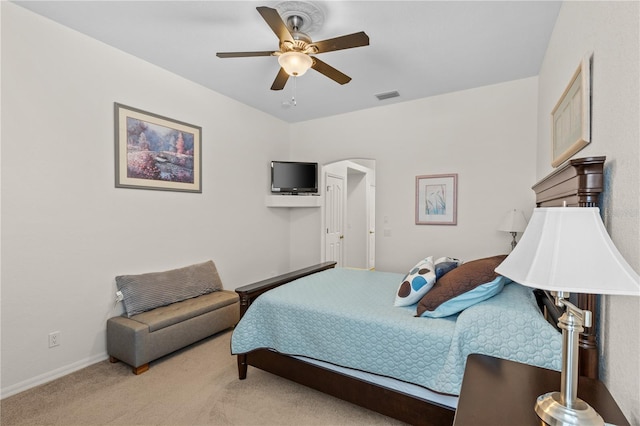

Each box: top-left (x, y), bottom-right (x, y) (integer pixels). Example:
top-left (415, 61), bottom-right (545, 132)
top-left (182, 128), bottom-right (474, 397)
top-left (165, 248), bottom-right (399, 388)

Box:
top-left (1, 330), bottom-right (406, 425)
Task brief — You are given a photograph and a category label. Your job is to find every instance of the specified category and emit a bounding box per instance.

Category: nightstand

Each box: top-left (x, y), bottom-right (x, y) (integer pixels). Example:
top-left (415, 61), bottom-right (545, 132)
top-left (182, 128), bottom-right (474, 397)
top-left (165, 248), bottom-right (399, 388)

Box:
top-left (453, 354), bottom-right (629, 426)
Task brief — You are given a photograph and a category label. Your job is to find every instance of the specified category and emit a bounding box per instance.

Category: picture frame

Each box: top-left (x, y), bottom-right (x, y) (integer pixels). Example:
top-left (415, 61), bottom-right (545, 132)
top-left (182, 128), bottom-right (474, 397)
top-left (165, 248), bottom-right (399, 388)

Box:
top-left (415, 174), bottom-right (457, 225)
top-left (114, 103), bottom-right (202, 193)
top-left (551, 53), bottom-right (592, 168)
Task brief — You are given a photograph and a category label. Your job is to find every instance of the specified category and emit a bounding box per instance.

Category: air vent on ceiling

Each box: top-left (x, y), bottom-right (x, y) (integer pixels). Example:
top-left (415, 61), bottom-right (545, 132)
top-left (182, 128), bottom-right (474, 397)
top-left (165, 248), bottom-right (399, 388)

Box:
top-left (375, 91), bottom-right (400, 101)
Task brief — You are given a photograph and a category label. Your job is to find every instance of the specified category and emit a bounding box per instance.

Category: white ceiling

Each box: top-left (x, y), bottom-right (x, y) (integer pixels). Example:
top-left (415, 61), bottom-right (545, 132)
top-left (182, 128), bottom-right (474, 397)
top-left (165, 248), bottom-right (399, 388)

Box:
top-left (13, 1), bottom-right (562, 123)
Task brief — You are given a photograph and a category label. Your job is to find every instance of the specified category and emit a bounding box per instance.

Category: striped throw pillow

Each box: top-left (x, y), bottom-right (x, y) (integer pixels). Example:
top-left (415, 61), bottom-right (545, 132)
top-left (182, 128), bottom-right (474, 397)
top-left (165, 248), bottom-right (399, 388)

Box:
top-left (116, 260), bottom-right (223, 317)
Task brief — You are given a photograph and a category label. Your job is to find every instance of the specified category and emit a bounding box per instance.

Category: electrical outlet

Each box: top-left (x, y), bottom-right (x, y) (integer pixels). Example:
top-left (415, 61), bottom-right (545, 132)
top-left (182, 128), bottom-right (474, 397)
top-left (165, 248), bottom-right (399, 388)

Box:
top-left (48, 331), bottom-right (60, 348)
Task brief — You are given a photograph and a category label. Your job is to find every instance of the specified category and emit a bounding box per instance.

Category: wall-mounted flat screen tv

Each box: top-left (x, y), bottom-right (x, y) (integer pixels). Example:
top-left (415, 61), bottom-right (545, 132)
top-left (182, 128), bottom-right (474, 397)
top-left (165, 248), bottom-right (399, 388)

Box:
top-left (271, 161), bottom-right (318, 194)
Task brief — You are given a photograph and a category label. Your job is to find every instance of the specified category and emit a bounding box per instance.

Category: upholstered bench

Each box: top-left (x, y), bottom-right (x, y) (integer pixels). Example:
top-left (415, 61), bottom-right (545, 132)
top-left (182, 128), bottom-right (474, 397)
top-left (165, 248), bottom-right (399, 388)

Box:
top-left (107, 260), bottom-right (239, 374)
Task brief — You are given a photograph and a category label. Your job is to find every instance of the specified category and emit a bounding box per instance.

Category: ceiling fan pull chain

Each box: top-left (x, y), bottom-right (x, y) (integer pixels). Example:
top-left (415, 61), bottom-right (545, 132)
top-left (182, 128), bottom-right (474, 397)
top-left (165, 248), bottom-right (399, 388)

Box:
top-left (292, 76), bottom-right (297, 106)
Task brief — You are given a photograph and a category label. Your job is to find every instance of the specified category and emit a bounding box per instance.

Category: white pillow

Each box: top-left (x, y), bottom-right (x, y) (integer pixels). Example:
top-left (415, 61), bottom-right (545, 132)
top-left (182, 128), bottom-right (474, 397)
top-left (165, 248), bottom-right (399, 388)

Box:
top-left (394, 257), bottom-right (436, 307)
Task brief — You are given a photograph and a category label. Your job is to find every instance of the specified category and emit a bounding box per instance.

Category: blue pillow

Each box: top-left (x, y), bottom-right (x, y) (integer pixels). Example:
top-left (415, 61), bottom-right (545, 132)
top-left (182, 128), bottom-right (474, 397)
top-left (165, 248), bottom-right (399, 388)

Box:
top-left (434, 258), bottom-right (460, 280)
top-left (419, 276), bottom-right (511, 318)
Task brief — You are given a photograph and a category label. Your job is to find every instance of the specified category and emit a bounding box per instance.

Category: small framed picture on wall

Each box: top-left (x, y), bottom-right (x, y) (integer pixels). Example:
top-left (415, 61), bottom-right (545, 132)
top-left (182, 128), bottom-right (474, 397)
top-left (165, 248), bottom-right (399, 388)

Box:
top-left (415, 174), bottom-right (458, 225)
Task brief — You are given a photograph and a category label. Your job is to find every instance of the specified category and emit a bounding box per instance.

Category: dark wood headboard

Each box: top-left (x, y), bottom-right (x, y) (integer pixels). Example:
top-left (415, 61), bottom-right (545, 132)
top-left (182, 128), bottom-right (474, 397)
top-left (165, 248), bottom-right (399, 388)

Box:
top-left (532, 156), bottom-right (605, 379)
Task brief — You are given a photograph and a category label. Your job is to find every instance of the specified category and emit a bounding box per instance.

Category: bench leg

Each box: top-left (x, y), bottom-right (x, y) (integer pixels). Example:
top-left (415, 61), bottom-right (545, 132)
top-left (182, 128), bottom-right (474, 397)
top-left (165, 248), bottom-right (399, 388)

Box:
top-left (109, 356), bottom-right (148, 375)
top-left (133, 363), bottom-right (150, 375)
top-left (238, 354), bottom-right (247, 380)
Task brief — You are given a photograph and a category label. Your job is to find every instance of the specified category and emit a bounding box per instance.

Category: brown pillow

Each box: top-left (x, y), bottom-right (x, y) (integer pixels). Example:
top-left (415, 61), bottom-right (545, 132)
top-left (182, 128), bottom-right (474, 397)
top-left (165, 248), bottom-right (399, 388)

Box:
top-left (416, 255), bottom-right (507, 316)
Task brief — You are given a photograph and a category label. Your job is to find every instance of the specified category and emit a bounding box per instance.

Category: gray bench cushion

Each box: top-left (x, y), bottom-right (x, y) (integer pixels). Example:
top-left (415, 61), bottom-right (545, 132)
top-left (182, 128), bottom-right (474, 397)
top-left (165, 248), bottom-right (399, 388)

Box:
top-left (130, 290), bottom-right (239, 332)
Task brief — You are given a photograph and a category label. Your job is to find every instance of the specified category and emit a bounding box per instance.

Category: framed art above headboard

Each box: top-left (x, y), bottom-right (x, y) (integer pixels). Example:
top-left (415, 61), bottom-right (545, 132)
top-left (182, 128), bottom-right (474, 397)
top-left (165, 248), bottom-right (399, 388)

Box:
top-left (532, 156), bottom-right (605, 379)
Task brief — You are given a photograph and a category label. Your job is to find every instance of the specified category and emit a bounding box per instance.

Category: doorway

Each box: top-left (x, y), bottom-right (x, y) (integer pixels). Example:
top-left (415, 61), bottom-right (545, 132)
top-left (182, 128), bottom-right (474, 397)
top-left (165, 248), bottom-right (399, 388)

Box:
top-left (325, 173), bottom-right (344, 267)
top-left (322, 159), bottom-right (375, 269)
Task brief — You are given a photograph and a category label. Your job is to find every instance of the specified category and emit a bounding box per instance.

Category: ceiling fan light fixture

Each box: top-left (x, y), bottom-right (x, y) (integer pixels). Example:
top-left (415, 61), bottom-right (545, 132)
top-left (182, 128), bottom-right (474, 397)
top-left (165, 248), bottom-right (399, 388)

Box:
top-left (278, 51), bottom-right (313, 76)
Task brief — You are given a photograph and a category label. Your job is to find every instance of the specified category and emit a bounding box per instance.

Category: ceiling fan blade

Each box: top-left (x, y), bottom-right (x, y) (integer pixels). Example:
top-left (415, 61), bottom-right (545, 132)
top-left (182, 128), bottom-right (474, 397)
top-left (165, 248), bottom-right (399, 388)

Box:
top-left (216, 51), bottom-right (275, 58)
top-left (257, 6), bottom-right (293, 43)
top-left (311, 58), bottom-right (352, 85)
top-left (312, 32), bottom-right (370, 54)
top-left (271, 68), bottom-right (289, 91)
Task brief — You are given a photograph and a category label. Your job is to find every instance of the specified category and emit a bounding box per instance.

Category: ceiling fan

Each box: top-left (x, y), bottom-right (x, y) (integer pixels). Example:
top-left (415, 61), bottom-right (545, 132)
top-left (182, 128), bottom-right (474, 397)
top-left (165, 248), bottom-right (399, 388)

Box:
top-left (216, 6), bottom-right (369, 91)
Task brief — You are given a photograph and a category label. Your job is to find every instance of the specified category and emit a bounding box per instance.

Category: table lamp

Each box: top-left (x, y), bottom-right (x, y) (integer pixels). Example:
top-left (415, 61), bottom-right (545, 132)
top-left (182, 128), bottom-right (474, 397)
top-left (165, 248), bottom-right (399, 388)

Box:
top-left (498, 208), bottom-right (528, 250)
top-left (495, 207), bottom-right (640, 426)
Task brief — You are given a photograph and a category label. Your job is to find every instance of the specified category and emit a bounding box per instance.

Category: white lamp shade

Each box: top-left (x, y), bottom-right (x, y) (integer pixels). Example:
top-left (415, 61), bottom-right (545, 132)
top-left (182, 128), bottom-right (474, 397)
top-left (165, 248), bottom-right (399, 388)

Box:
top-left (498, 209), bottom-right (528, 233)
top-left (278, 52), bottom-right (313, 76)
top-left (495, 207), bottom-right (640, 296)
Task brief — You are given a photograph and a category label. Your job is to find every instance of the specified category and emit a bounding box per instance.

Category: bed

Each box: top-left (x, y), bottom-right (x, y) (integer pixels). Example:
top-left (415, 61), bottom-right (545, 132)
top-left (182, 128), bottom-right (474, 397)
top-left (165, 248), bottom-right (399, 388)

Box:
top-left (231, 156), bottom-right (605, 425)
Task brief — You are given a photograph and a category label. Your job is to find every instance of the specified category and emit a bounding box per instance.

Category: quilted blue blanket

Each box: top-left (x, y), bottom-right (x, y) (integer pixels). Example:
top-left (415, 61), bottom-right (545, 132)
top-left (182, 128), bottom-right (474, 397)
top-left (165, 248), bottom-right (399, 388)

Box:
top-left (231, 268), bottom-right (561, 395)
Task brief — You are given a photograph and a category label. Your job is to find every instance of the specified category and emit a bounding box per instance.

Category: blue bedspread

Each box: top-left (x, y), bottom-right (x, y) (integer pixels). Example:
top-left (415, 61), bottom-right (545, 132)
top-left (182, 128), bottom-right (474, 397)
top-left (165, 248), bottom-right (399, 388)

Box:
top-left (231, 268), bottom-right (561, 395)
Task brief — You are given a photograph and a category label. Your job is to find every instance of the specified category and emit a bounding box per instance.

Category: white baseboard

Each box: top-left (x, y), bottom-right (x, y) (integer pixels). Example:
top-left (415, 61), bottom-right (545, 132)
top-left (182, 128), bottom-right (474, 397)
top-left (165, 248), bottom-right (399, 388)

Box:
top-left (1, 353), bottom-right (108, 399)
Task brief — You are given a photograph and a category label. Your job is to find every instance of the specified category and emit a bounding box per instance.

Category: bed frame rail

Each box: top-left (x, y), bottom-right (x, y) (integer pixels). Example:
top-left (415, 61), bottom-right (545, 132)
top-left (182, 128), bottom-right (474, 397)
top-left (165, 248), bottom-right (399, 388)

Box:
top-left (235, 261), bottom-right (337, 317)
top-left (241, 349), bottom-right (455, 425)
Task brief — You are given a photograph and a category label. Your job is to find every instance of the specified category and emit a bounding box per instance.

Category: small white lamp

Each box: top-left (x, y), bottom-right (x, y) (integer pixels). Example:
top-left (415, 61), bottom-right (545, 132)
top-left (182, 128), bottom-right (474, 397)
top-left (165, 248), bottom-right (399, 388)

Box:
top-left (498, 208), bottom-right (528, 250)
top-left (495, 207), bottom-right (640, 426)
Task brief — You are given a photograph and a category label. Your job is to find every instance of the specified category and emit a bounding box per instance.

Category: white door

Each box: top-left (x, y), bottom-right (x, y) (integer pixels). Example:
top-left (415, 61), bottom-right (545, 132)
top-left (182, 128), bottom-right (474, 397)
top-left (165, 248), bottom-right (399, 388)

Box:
top-left (325, 174), bottom-right (344, 267)
top-left (367, 183), bottom-right (376, 270)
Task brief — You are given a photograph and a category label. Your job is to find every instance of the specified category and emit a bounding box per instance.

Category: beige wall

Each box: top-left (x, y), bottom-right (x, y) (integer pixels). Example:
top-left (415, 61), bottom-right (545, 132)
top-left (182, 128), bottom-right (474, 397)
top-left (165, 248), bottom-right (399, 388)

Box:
top-left (536, 2), bottom-right (640, 422)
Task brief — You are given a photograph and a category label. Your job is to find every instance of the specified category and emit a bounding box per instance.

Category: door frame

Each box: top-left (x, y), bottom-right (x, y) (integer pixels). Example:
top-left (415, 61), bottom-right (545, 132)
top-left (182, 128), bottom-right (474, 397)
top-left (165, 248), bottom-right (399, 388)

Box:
top-left (320, 159), bottom-right (375, 269)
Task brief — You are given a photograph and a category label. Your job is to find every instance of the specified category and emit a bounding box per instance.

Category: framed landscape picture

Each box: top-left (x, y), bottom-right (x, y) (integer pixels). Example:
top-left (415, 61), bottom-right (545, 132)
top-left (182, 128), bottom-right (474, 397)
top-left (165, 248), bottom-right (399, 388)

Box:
top-left (114, 103), bottom-right (202, 193)
top-left (415, 174), bottom-right (458, 225)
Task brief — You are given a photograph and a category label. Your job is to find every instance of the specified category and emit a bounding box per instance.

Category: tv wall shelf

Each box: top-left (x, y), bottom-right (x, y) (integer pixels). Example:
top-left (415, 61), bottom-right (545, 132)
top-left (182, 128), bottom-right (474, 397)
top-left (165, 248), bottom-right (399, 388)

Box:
top-left (265, 195), bottom-right (323, 208)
